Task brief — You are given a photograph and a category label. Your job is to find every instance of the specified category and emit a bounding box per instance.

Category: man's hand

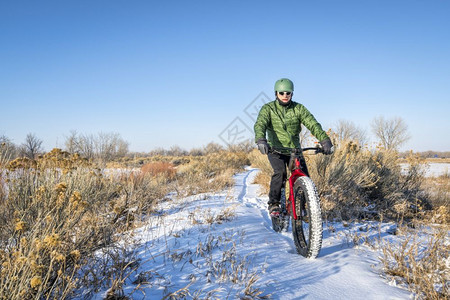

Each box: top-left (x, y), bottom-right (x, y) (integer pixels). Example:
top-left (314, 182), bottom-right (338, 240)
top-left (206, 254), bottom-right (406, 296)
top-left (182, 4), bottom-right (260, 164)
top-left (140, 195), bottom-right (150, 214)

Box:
top-left (319, 138), bottom-right (334, 155)
top-left (257, 138), bottom-right (269, 155)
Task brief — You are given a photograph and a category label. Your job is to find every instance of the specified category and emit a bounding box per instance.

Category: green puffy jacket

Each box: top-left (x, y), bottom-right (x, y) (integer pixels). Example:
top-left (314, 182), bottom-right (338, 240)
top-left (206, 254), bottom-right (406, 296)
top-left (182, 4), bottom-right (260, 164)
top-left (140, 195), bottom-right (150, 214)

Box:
top-left (254, 100), bottom-right (329, 148)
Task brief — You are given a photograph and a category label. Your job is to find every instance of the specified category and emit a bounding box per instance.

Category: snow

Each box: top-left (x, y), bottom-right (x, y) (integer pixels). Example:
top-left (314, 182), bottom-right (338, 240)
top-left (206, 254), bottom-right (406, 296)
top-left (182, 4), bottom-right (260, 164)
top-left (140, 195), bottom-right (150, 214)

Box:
top-left (425, 163), bottom-right (450, 177)
top-left (400, 162), bottom-right (450, 177)
top-left (86, 168), bottom-right (413, 299)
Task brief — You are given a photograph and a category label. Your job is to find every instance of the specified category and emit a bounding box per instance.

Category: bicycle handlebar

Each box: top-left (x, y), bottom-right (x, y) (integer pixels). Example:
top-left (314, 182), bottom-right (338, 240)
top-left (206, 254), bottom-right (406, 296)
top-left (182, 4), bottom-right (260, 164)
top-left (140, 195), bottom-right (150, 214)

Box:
top-left (270, 146), bottom-right (323, 154)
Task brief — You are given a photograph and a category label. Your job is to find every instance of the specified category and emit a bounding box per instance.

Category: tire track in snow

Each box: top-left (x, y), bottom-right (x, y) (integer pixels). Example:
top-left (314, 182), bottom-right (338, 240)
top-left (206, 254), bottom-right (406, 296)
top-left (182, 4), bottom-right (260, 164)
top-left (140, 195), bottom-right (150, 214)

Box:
top-left (235, 168), bottom-right (298, 251)
top-left (232, 168), bottom-right (412, 299)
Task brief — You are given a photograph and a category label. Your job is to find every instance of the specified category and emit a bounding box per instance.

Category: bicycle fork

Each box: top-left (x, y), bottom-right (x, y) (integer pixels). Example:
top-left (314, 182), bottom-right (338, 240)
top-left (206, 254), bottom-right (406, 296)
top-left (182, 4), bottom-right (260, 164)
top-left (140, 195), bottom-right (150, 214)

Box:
top-left (288, 160), bottom-right (307, 220)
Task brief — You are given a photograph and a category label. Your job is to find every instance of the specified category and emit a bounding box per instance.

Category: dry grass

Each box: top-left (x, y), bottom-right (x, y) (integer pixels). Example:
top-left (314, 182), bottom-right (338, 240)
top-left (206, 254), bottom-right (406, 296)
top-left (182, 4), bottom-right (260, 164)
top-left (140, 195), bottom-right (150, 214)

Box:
top-left (163, 229), bottom-right (268, 299)
top-left (379, 221), bottom-right (449, 299)
top-left (424, 158), bottom-right (450, 163)
top-left (247, 149), bottom-right (271, 194)
top-left (328, 218), bottom-right (449, 299)
top-left (242, 142), bottom-right (449, 298)
top-left (0, 149), bottom-right (170, 299)
top-left (422, 173), bottom-right (450, 216)
top-left (249, 142), bottom-right (450, 299)
top-left (0, 147), bottom-right (250, 299)
top-left (249, 141), bottom-right (449, 298)
top-left (308, 142), bottom-right (431, 221)
top-left (173, 151), bottom-right (249, 196)
top-left (249, 142), bottom-right (432, 221)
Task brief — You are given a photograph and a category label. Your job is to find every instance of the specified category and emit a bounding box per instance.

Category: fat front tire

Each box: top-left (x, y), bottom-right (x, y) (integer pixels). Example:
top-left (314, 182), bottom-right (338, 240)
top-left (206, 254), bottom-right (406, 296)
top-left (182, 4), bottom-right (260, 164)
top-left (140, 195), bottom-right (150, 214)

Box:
top-left (292, 176), bottom-right (323, 258)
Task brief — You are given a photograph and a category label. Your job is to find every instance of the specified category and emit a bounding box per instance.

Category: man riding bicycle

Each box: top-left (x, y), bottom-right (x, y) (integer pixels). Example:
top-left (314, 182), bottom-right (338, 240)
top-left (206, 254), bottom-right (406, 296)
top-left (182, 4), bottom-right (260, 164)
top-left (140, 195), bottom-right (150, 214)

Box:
top-left (254, 78), bottom-right (334, 216)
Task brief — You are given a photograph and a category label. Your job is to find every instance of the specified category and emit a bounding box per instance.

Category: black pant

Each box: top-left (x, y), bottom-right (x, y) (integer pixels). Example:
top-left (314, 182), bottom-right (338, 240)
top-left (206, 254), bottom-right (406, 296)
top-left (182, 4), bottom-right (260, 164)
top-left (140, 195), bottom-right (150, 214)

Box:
top-left (267, 152), bottom-right (309, 206)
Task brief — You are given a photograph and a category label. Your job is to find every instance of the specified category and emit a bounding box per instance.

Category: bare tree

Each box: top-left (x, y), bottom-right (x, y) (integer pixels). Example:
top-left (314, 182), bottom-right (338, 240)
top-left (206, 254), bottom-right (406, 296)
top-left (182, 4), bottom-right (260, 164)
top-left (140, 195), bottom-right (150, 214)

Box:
top-left (334, 119), bottom-right (368, 147)
top-left (149, 147), bottom-right (168, 156)
top-left (227, 139), bottom-right (254, 153)
top-left (0, 135), bottom-right (18, 161)
top-left (168, 145), bottom-right (188, 156)
top-left (64, 131), bottom-right (129, 161)
top-left (203, 142), bottom-right (224, 154)
top-left (189, 147), bottom-right (204, 156)
top-left (298, 125), bottom-right (310, 147)
top-left (20, 133), bottom-right (43, 159)
top-left (64, 131), bottom-right (95, 159)
top-left (95, 132), bottom-right (129, 161)
top-left (371, 116), bottom-right (411, 150)
top-left (64, 130), bottom-right (78, 154)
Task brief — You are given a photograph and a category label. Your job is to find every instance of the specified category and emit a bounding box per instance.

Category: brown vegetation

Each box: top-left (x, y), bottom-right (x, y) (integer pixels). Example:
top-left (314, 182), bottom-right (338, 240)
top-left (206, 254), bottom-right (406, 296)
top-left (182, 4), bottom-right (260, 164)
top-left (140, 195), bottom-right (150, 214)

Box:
top-left (379, 221), bottom-right (449, 299)
top-left (249, 140), bottom-right (449, 299)
top-left (1, 139), bottom-right (447, 299)
top-left (0, 145), bottom-right (250, 299)
top-left (141, 161), bottom-right (176, 180)
top-left (0, 149), bottom-right (167, 299)
top-left (250, 141), bottom-right (444, 222)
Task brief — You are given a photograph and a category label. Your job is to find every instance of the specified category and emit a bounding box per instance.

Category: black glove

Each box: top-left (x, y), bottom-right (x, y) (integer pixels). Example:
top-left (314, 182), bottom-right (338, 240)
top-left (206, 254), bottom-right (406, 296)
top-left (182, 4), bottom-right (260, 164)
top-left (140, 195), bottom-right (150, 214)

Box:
top-left (257, 138), bottom-right (269, 155)
top-left (319, 138), bottom-right (334, 155)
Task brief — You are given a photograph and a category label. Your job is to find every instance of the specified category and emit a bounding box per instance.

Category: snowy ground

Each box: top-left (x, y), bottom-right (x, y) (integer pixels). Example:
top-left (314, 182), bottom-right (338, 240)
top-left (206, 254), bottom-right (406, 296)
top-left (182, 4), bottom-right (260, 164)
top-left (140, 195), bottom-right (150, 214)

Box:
top-left (425, 163), bottom-right (450, 177)
top-left (87, 168), bottom-right (414, 299)
top-left (401, 162), bottom-right (450, 177)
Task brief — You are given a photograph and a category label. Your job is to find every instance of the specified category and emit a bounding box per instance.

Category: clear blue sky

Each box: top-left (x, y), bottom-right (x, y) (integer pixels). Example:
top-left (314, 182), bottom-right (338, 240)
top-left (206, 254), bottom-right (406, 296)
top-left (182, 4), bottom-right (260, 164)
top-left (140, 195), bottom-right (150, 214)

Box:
top-left (1, 0), bottom-right (449, 152)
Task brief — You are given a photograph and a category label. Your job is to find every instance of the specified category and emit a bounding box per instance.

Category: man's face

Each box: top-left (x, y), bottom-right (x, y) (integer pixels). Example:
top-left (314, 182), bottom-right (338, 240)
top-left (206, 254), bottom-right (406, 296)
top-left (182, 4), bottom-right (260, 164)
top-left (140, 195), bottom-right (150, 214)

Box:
top-left (277, 91), bottom-right (292, 103)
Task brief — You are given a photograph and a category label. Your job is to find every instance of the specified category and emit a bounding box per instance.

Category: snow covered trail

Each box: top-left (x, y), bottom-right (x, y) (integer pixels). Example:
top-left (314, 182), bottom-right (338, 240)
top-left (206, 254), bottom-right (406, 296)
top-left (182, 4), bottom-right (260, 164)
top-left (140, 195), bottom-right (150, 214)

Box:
top-left (87, 168), bottom-right (412, 299)
top-left (232, 168), bottom-right (411, 299)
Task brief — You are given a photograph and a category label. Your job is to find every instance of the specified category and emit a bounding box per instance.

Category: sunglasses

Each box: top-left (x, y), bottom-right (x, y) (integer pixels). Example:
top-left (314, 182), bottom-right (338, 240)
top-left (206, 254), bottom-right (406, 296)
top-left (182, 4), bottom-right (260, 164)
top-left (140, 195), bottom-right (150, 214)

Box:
top-left (278, 92), bottom-right (292, 96)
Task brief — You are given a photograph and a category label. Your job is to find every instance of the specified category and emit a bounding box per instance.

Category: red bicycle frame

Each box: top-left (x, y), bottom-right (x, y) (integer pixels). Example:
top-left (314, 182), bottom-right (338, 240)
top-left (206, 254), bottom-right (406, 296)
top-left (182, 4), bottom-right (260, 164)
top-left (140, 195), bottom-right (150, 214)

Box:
top-left (287, 158), bottom-right (307, 220)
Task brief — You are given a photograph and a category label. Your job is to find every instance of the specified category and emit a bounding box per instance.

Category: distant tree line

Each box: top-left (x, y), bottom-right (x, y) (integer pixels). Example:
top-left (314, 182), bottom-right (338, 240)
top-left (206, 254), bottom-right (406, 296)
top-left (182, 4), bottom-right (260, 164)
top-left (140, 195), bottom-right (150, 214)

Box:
top-left (1, 116), bottom-right (447, 162)
top-left (0, 132), bottom-right (129, 163)
top-left (398, 151), bottom-right (450, 159)
top-left (137, 140), bottom-right (255, 157)
top-left (0, 133), bottom-right (44, 160)
top-left (0, 133), bottom-right (255, 163)
top-left (329, 117), bottom-right (448, 158)
top-left (64, 131), bottom-right (129, 161)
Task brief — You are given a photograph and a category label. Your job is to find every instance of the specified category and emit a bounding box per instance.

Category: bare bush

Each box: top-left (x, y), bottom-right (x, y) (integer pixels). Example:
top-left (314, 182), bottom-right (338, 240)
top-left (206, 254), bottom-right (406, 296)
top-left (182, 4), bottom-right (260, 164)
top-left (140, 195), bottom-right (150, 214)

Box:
top-left (141, 162), bottom-right (176, 180)
top-left (189, 147), bottom-right (204, 156)
top-left (423, 174), bottom-right (450, 211)
top-left (203, 142), bottom-right (224, 154)
top-left (227, 139), bottom-right (255, 153)
top-left (0, 143), bottom-right (253, 299)
top-left (379, 224), bottom-right (449, 299)
top-left (148, 147), bottom-right (168, 156)
top-left (167, 145), bottom-right (188, 156)
top-left (250, 140), bottom-right (430, 221)
top-left (308, 141), bottom-right (429, 221)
